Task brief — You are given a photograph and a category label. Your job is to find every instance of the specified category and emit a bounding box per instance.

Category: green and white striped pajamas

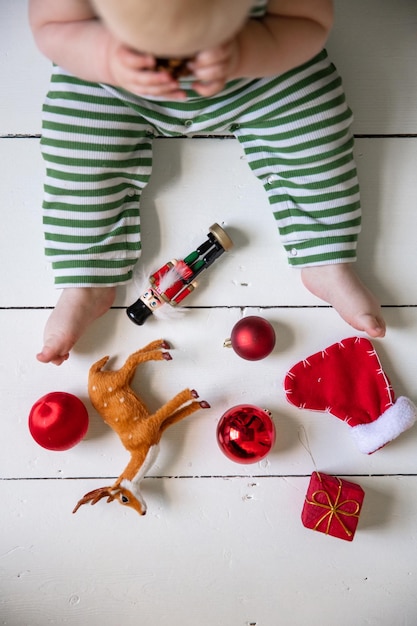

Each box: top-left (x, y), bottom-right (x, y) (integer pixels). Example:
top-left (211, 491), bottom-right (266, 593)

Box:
top-left (41, 44), bottom-right (361, 287)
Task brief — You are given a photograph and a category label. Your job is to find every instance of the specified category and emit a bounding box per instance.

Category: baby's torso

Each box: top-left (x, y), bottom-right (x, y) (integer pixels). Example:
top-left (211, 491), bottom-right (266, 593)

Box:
top-left (101, 0), bottom-right (269, 108)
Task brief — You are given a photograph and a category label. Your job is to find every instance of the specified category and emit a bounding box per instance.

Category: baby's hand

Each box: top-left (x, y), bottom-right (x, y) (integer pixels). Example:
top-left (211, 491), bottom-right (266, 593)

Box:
top-left (189, 39), bottom-right (240, 97)
top-left (107, 43), bottom-right (186, 99)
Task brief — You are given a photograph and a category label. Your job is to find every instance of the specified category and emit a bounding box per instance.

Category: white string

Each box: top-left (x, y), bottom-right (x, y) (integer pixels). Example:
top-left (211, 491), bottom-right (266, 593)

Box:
top-left (297, 425), bottom-right (318, 471)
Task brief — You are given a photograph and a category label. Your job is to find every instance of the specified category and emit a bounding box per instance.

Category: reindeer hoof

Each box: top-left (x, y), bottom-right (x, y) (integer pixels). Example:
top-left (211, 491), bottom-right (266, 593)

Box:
top-left (161, 340), bottom-right (170, 349)
top-left (162, 352), bottom-right (172, 361)
top-left (199, 401), bottom-right (210, 409)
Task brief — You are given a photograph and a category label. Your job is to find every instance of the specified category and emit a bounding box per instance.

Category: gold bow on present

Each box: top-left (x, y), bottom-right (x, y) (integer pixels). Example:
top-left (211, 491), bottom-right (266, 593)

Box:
top-left (306, 476), bottom-right (360, 538)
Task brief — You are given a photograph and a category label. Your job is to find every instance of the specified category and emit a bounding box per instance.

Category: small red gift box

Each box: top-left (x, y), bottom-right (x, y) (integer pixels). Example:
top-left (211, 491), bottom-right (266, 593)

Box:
top-left (301, 472), bottom-right (365, 541)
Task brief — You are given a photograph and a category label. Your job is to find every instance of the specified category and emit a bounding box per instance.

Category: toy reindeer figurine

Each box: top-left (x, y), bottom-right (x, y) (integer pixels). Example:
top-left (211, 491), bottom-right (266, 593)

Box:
top-left (73, 340), bottom-right (210, 516)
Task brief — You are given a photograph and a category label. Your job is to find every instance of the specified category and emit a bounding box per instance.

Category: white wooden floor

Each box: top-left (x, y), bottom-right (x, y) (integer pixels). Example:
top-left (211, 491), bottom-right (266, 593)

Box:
top-left (2, 2), bottom-right (417, 624)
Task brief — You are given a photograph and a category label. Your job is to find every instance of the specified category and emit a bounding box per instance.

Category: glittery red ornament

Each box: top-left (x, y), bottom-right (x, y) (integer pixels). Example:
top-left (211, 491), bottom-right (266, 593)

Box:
top-left (216, 404), bottom-right (276, 463)
top-left (29, 392), bottom-right (89, 451)
top-left (225, 316), bottom-right (276, 361)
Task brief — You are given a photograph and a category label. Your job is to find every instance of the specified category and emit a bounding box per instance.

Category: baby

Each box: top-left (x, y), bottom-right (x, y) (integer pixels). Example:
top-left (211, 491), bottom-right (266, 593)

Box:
top-left (29, 0), bottom-right (386, 365)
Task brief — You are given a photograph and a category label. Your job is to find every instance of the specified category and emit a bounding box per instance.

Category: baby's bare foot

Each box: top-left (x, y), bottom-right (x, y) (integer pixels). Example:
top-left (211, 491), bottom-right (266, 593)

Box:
top-left (37, 287), bottom-right (116, 365)
top-left (301, 264), bottom-right (386, 338)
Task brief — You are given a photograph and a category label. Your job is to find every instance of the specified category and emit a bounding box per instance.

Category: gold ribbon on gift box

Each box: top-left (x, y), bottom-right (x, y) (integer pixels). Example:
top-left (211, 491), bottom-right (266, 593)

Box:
top-left (306, 476), bottom-right (360, 538)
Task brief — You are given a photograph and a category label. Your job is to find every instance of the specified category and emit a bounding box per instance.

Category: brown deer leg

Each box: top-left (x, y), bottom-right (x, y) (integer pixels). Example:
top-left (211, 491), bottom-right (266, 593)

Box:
top-left (151, 389), bottom-right (210, 433)
top-left (135, 339), bottom-right (170, 354)
top-left (119, 341), bottom-right (172, 385)
top-left (159, 400), bottom-right (210, 433)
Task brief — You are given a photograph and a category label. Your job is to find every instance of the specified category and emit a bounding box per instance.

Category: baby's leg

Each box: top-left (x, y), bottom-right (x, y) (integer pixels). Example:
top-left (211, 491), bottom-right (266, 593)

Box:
top-left (301, 264), bottom-right (385, 337)
top-left (38, 68), bottom-right (154, 363)
top-left (234, 51), bottom-right (385, 337)
top-left (37, 287), bottom-right (116, 366)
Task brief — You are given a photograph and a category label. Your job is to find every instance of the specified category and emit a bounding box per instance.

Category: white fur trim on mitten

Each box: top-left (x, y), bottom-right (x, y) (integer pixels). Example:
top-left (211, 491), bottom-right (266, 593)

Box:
top-left (350, 396), bottom-right (417, 454)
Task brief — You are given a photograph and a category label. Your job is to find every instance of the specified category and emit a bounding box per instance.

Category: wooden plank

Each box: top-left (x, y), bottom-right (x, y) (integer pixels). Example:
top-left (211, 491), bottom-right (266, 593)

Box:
top-left (2, 307), bottom-right (417, 480)
top-left (1, 476), bottom-right (416, 626)
top-left (2, 1), bottom-right (417, 134)
top-left (1, 136), bottom-right (417, 307)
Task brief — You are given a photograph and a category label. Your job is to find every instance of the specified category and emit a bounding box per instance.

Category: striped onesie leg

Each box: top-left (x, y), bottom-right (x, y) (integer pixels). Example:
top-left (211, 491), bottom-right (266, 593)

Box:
top-left (232, 51), bottom-right (361, 267)
top-left (41, 68), bottom-right (154, 287)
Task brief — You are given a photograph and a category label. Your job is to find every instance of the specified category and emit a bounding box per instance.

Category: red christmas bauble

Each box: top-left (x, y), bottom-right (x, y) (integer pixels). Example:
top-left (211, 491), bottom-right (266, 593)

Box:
top-left (228, 316), bottom-right (276, 361)
top-left (28, 392), bottom-right (89, 451)
top-left (217, 404), bottom-right (276, 464)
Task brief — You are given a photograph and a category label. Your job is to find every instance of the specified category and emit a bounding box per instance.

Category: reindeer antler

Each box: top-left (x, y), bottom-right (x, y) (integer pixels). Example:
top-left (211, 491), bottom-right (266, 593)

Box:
top-left (72, 487), bottom-right (116, 513)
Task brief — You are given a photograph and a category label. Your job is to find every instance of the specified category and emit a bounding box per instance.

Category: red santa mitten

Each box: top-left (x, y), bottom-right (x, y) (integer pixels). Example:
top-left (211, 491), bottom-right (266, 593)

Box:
top-left (284, 337), bottom-right (417, 454)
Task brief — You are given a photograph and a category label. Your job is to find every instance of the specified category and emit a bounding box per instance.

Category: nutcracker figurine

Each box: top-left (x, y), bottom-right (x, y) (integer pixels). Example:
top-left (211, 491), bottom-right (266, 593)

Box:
top-left (126, 223), bottom-right (233, 325)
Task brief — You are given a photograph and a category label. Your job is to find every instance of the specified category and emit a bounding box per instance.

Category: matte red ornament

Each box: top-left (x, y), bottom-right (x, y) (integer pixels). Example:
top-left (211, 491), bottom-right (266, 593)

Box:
top-left (225, 316), bottom-right (276, 361)
top-left (217, 404), bottom-right (276, 463)
top-left (28, 392), bottom-right (89, 451)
